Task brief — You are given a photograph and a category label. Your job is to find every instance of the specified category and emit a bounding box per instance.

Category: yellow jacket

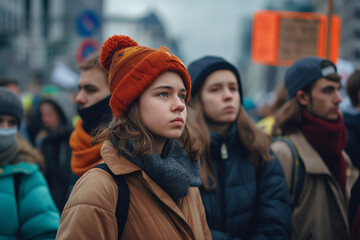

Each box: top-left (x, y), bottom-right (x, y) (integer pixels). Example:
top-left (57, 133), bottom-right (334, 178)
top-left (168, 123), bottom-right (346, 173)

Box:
top-left (257, 115), bottom-right (275, 135)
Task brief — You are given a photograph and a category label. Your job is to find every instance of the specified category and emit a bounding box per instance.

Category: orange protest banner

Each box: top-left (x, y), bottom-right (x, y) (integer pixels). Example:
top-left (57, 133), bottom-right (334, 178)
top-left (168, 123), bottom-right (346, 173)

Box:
top-left (251, 10), bottom-right (341, 66)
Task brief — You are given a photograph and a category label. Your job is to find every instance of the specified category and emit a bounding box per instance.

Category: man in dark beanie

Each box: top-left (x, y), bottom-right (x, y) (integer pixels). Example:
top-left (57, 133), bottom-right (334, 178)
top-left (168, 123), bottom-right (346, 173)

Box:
top-left (271, 56), bottom-right (359, 240)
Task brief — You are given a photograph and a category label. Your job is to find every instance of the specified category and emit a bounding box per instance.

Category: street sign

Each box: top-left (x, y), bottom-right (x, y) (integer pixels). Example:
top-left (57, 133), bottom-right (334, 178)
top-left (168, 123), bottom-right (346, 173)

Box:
top-left (251, 10), bottom-right (341, 66)
top-left (75, 38), bottom-right (100, 64)
top-left (75, 10), bottom-right (100, 37)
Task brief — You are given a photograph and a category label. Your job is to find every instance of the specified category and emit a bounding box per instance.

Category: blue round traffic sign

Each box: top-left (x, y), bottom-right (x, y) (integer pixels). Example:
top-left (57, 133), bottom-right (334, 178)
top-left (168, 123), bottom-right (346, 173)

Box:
top-left (75, 10), bottom-right (100, 37)
top-left (76, 38), bottom-right (100, 64)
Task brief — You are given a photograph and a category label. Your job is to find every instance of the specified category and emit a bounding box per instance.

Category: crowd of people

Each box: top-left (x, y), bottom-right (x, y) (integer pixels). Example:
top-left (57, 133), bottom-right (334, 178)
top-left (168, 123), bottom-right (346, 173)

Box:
top-left (1, 33), bottom-right (360, 240)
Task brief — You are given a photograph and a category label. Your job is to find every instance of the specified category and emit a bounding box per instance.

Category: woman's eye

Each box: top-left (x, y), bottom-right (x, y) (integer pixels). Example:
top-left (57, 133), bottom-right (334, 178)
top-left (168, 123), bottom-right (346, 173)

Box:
top-left (159, 92), bottom-right (168, 97)
top-left (179, 94), bottom-right (186, 100)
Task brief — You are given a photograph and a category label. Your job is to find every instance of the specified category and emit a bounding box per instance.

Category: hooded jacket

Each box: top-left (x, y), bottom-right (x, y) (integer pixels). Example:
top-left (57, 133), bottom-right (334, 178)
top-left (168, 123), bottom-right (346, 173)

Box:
top-left (36, 92), bottom-right (75, 212)
top-left (56, 140), bottom-right (211, 240)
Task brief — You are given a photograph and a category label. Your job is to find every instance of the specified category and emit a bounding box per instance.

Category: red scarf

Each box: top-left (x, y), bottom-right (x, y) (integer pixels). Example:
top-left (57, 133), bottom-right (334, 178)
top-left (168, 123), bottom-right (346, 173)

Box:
top-left (300, 110), bottom-right (348, 196)
top-left (69, 119), bottom-right (103, 176)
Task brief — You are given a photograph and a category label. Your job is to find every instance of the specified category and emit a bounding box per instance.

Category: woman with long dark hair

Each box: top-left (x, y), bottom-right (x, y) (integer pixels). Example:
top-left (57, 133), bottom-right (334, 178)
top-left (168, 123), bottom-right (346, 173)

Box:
top-left (188, 56), bottom-right (291, 239)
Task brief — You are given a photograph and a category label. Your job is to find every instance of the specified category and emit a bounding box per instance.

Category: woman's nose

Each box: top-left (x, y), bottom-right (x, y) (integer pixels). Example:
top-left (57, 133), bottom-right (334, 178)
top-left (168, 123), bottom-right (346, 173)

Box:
top-left (172, 97), bottom-right (185, 112)
top-left (223, 88), bottom-right (233, 100)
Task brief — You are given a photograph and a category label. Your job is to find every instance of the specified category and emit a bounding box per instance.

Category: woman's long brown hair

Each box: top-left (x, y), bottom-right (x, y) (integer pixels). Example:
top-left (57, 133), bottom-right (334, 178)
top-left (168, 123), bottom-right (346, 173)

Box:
top-left (191, 94), bottom-right (271, 190)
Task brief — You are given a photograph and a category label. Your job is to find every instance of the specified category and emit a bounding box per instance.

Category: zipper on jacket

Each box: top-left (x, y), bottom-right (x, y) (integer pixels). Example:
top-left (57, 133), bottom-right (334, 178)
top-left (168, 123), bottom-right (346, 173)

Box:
top-left (221, 143), bottom-right (228, 160)
top-left (219, 141), bottom-right (228, 232)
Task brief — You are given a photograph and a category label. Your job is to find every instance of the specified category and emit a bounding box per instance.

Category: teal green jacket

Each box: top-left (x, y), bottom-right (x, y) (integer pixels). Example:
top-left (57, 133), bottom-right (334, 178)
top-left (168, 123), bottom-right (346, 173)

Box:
top-left (0, 162), bottom-right (60, 239)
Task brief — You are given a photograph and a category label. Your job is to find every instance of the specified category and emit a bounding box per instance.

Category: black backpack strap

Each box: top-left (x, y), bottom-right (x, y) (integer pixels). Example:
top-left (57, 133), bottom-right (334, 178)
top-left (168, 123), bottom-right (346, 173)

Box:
top-left (274, 137), bottom-right (305, 209)
top-left (93, 163), bottom-right (129, 239)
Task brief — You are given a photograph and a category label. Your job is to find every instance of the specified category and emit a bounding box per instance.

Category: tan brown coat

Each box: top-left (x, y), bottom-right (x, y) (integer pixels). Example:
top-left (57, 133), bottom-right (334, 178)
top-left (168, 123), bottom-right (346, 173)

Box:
top-left (271, 132), bottom-right (358, 240)
top-left (56, 141), bottom-right (211, 240)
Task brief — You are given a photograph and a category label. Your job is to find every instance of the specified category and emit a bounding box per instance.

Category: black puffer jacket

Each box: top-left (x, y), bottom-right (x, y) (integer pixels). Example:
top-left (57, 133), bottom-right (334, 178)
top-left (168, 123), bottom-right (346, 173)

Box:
top-left (200, 123), bottom-right (291, 239)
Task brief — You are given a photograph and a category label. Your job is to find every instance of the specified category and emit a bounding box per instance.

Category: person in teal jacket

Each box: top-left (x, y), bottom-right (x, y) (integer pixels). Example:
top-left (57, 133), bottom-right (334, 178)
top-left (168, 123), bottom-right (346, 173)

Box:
top-left (0, 87), bottom-right (60, 239)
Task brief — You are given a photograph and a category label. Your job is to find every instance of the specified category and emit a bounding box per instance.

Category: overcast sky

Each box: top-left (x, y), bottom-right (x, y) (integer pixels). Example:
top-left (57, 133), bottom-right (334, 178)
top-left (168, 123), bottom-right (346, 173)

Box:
top-left (103, 0), bottom-right (267, 64)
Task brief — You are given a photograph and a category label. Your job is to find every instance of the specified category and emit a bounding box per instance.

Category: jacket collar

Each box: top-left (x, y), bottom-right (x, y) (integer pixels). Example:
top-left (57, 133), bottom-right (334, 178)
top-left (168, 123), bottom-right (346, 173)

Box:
top-left (100, 140), bottom-right (140, 175)
top-left (100, 140), bottom-right (192, 228)
top-left (290, 132), bottom-right (359, 199)
top-left (210, 122), bottom-right (238, 144)
top-left (289, 131), bottom-right (331, 175)
top-left (100, 140), bottom-right (178, 207)
top-left (0, 161), bottom-right (39, 177)
top-left (289, 131), bottom-right (355, 176)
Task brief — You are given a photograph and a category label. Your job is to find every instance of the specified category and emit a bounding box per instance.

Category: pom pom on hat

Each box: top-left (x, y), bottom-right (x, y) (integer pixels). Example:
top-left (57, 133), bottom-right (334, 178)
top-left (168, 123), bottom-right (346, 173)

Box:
top-left (99, 34), bottom-right (191, 118)
top-left (100, 35), bottom-right (138, 71)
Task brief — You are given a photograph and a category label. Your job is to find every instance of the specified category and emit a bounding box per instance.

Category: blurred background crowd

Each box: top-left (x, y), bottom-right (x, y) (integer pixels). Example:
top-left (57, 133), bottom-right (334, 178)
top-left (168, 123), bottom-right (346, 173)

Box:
top-left (1, 0), bottom-right (360, 239)
top-left (0, 0), bottom-right (358, 209)
top-left (1, 1), bottom-right (359, 209)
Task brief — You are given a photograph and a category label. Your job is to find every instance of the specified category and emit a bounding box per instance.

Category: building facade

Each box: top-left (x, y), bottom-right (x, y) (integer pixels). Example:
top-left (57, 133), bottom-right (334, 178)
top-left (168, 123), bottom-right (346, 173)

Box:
top-left (0, 0), bottom-right (103, 91)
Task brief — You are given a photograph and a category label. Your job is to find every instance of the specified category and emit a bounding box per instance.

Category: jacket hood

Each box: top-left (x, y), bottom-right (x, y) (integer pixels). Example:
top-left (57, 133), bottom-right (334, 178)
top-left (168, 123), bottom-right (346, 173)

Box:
top-left (41, 92), bottom-right (75, 129)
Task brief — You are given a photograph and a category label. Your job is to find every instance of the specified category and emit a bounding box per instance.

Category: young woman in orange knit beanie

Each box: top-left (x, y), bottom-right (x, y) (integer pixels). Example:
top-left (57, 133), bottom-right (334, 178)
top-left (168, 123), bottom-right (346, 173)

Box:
top-left (56, 35), bottom-right (211, 240)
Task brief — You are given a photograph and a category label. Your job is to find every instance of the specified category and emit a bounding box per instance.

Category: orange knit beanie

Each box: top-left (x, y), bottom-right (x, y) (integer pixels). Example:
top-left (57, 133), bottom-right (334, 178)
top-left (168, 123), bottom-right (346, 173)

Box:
top-left (99, 35), bottom-right (191, 118)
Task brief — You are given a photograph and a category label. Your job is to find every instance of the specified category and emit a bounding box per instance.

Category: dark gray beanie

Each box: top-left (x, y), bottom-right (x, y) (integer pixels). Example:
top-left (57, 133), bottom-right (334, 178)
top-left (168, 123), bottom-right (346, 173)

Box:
top-left (284, 56), bottom-right (338, 99)
top-left (187, 56), bottom-right (243, 103)
top-left (0, 87), bottom-right (24, 127)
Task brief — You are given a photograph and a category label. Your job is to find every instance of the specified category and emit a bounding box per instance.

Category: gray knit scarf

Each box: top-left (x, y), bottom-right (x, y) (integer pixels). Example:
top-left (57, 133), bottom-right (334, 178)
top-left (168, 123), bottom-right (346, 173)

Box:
top-left (0, 142), bottom-right (18, 167)
top-left (124, 140), bottom-right (201, 201)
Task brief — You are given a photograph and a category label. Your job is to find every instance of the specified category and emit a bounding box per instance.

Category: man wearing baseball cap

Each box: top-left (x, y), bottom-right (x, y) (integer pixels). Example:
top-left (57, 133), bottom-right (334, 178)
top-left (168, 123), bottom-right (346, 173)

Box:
top-left (271, 56), bottom-right (359, 240)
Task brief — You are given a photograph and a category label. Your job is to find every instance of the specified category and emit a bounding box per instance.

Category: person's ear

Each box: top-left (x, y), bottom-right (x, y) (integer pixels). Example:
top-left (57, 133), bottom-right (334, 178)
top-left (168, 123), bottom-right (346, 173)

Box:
top-left (296, 90), bottom-right (309, 106)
